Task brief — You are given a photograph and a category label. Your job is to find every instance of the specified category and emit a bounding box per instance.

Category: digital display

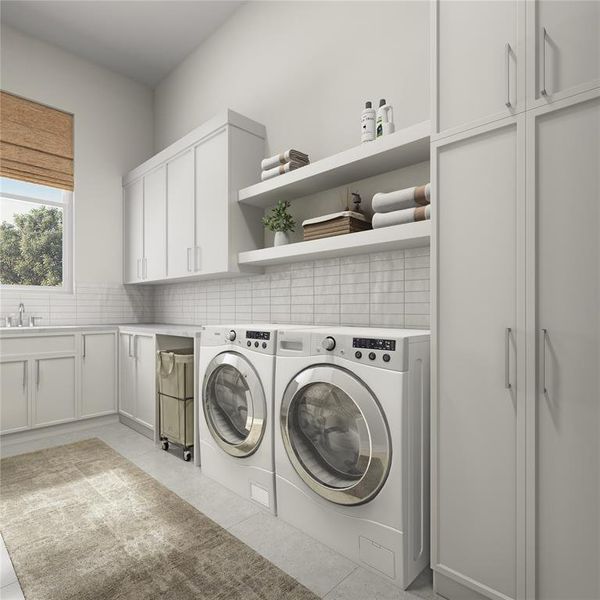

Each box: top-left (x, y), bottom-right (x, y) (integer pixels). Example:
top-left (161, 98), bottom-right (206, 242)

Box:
top-left (353, 338), bottom-right (396, 351)
top-left (246, 330), bottom-right (270, 340)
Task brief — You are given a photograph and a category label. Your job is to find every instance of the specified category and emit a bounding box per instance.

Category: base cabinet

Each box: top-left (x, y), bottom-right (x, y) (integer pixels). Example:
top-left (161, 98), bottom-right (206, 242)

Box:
top-left (0, 360), bottom-right (29, 433)
top-left (119, 333), bottom-right (155, 432)
top-left (33, 356), bottom-right (76, 427)
top-left (81, 332), bottom-right (117, 418)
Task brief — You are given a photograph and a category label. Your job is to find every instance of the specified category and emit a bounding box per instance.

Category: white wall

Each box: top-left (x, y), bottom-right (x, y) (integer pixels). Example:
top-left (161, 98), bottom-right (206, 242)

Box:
top-left (0, 25), bottom-right (154, 285)
top-left (154, 1), bottom-right (430, 158)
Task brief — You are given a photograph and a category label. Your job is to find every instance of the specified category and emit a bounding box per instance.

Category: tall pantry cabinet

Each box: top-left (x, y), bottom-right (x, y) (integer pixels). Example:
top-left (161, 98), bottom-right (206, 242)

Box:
top-left (432, 1), bottom-right (600, 599)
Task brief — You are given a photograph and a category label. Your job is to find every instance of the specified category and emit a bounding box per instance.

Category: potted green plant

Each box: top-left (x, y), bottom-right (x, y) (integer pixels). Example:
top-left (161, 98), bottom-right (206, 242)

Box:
top-left (262, 200), bottom-right (296, 246)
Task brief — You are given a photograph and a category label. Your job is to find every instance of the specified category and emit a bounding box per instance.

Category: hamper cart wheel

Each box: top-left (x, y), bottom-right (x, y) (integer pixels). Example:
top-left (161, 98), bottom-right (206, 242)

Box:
top-left (183, 450), bottom-right (192, 462)
top-left (161, 440), bottom-right (169, 451)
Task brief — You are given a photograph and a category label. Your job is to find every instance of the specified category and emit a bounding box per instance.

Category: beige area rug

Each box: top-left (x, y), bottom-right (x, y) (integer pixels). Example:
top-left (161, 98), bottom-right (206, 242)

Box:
top-left (0, 439), bottom-right (319, 600)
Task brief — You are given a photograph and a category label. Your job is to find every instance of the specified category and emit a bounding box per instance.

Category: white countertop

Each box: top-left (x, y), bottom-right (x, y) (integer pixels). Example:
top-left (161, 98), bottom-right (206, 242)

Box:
top-left (0, 323), bottom-right (202, 338)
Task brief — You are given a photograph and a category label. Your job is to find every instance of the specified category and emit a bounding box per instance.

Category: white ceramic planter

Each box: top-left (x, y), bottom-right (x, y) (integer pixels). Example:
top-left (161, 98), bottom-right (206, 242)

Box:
top-left (274, 231), bottom-right (290, 246)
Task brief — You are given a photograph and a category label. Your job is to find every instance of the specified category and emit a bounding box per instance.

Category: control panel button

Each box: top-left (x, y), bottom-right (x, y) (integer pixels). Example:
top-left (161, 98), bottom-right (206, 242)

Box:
top-left (355, 351), bottom-right (362, 359)
top-left (247, 341), bottom-right (251, 347)
top-left (262, 342), bottom-right (267, 349)
top-left (321, 336), bottom-right (336, 351)
top-left (226, 330), bottom-right (236, 342)
top-left (254, 342), bottom-right (259, 348)
top-left (383, 354), bottom-right (391, 363)
top-left (368, 352), bottom-right (376, 361)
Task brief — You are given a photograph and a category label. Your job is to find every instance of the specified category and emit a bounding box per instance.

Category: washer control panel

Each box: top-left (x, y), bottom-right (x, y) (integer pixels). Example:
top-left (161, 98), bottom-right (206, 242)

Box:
top-left (206, 327), bottom-right (275, 354)
top-left (313, 333), bottom-right (407, 371)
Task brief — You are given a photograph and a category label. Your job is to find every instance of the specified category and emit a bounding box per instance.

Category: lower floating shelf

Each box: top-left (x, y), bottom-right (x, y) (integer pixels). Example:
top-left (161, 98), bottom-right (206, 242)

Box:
top-left (238, 220), bottom-right (431, 267)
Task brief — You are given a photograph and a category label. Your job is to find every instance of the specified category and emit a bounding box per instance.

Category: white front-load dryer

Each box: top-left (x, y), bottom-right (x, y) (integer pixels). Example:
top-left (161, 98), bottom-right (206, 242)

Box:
top-left (274, 327), bottom-right (430, 589)
top-left (198, 325), bottom-right (279, 513)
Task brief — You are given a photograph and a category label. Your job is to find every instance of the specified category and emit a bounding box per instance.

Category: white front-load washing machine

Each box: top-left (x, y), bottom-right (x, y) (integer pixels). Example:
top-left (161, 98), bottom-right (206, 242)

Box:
top-left (274, 327), bottom-right (430, 589)
top-left (198, 324), bottom-right (280, 513)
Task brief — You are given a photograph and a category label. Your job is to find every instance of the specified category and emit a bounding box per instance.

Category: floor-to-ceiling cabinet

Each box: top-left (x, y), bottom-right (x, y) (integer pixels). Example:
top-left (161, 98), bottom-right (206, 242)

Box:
top-left (526, 91), bottom-right (599, 600)
top-left (432, 116), bottom-right (526, 600)
top-left (433, 1), bottom-right (600, 598)
top-left (433, 88), bottom-right (600, 600)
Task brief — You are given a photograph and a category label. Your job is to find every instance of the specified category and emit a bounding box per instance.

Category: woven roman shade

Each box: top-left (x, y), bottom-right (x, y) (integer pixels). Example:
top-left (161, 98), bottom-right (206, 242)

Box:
top-left (0, 91), bottom-right (74, 190)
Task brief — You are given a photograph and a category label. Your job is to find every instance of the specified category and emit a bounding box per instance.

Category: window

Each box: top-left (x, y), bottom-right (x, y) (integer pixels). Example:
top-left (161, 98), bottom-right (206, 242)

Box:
top-left (0, 177), bottom-right (73, 291)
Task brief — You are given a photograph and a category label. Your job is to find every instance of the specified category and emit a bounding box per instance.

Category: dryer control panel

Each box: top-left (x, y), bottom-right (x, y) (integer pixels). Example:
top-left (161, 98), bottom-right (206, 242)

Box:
top-left (312, 333), bottom-right (408, 372)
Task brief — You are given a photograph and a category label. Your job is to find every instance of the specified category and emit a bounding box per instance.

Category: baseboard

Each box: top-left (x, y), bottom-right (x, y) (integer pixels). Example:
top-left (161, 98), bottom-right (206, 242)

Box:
top-left (119, 414), bottom-right (154, 440)
top-left (0, 414), bottom-right (119, 447)
top-left (434, 571), bottom-right (490, 600)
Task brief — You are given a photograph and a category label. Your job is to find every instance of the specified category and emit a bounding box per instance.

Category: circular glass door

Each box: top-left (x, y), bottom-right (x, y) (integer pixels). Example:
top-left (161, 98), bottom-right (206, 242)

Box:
top-left (202, 352), bottom-right (266, 457)
top-left (280, 365), bottom-right (391, 505)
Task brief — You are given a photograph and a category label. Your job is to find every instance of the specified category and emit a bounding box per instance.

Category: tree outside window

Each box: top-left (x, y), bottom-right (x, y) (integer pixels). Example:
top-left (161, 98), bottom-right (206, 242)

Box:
top-left (0, 178), bottom-right (72, 290)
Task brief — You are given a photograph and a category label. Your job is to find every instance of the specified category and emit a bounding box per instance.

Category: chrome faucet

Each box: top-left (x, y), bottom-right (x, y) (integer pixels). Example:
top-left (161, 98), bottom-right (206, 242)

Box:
top-left (18, 303), bottom-right (25, 327)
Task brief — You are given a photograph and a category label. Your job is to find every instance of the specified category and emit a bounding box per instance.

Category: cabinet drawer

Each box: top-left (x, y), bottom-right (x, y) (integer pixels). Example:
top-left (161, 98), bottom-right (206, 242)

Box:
top-left (0, 335), bottom-right (76, 356)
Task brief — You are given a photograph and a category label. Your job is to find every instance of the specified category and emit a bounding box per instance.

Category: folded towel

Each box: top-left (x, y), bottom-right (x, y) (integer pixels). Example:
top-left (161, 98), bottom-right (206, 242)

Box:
top-left (372, 205), bottom-right (431, 228)
top-left (372, 183), bottom-right (431, 213)
top-left (261, 149), bottom-right (309, 171)
top-left (261, 161), bottom-right (306, 181)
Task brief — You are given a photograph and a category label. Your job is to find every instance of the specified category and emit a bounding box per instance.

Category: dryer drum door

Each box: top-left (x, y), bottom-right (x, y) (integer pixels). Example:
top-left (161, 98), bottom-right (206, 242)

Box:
top-left (202, 352), bottom-right (267, 457)
top-left (280, 365), bottom-right (391, 506)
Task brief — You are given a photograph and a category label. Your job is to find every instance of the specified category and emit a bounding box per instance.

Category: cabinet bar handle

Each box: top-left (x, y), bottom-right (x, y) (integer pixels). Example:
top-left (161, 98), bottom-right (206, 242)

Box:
top-left (128, 334), bottom-right (133, 358)
top-left (195, 246), bottom-right (201, 272)
top-left (137, 258), bottom-right (141, 279)
top-left (36, 360), bottom-right (40, 388)
top-left (22, 361), bottom-right (27, 391)
top-left (505, 43), bottom-right (512, 108)
top-left (505, 327), bottom-right (512, 389)
top-left (132, 335), bottom-right (137, 359)
top-left (82, 335), bottom-right (86, 358)
top-left (540, 27), bottom-right (548, 96)
top-left (142, 258), bottom-right (147, 279)
top-left (541, 329), bottom-right (548, 394)
top-left (187, 247), bottom-right (192, 272)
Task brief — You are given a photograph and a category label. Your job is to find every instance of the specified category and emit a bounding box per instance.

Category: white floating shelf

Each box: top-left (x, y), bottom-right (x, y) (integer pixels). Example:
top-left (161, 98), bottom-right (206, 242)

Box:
top-left (238, 121), bottom-right (431, 208)
top-left (238, 221), bottom-right (431, 267)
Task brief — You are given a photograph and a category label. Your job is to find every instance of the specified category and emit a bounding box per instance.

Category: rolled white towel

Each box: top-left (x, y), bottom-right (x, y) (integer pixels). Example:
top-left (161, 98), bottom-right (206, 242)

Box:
top-left (372, 205), bottom-right (431, 229)
top-left (372, 183), bottom-right (431, 213)
top-left (261, 149), bottom-right (309, 171)
top-left (261, 161), bottom-right (306, 181)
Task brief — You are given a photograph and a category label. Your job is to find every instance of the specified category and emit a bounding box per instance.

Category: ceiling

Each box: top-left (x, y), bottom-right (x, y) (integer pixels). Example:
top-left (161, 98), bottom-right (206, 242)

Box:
top-left (0, 1), bottom-right (244, 87)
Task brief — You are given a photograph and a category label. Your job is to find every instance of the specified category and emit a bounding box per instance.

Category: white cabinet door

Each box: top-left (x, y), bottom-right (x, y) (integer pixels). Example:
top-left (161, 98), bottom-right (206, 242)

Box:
top-left (195, 129), bottom-right (228, 275)
top-left (435, 0), bottom-right (525, 136)
top-left (0, 360), bottom-right (29, 433)
top-left (143, 166), bottom-right (167, 281)
top-left (530, 93), bottom-right (599, 600)
top-left (167, 150), bottom-right (195, 278)
top-left (528, 0), bottom-right (600, 106)
top-left (81, 333), bottom-right (116, 418)
top-left (433, 117), bottom-right (525, 600)
top-left (134, 334), bottom-right (155, 430)
top-left (33, 356), bottom-right (76, 426)
top-left (123, 179), bottom-right (144, 283)
top-left (118, 333), bottom-right (135, 419)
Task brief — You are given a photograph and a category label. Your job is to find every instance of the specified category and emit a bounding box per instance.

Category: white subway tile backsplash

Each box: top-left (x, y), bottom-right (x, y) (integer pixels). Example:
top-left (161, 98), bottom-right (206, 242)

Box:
top-left (0, 245), bottom-right (430, 329)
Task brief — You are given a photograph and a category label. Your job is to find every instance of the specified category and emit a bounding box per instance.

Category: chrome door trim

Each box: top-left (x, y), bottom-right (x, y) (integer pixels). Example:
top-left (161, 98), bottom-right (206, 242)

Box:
top-left (280, 365), bottom-right (391, 506)
top-left (202, 351), bottom-right (266, 458)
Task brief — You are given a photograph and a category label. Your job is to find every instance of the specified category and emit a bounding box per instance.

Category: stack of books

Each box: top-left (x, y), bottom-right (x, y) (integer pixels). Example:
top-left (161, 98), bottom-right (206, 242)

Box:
top-left (302, 211), bottom-right (371, 242)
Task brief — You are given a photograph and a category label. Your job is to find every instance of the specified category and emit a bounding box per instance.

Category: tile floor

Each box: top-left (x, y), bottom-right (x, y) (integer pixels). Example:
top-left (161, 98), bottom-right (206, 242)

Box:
top-left (0, 422), bottom-right (436, 600)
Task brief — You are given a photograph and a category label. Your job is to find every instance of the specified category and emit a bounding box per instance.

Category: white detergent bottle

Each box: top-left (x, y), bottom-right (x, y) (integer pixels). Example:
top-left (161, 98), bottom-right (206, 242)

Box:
top-left (361, 101), bottom-right (376, 143)
top-left (376, 99), bottom-right (395, 137)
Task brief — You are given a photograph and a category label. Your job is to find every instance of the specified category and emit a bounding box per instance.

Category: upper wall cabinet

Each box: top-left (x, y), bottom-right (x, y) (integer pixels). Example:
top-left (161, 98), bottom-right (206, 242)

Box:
top-left (433, 0), bottom-right (526, 138)
top-left (123, 110), bottom-right (265, 284)
top-left (527, 0), bottom-right (600, 107)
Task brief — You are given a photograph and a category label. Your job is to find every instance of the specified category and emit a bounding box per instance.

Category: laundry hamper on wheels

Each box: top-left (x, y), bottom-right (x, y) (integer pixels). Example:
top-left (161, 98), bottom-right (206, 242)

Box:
top-left (157, 349), bottom-right (194, 461)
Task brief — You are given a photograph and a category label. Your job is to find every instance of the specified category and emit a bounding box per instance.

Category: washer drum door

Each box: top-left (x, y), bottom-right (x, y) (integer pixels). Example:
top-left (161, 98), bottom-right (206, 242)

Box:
top-left (202, 352), bottom-right (266, 458)
top-left (280, 365), bottom-right (392, 506)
